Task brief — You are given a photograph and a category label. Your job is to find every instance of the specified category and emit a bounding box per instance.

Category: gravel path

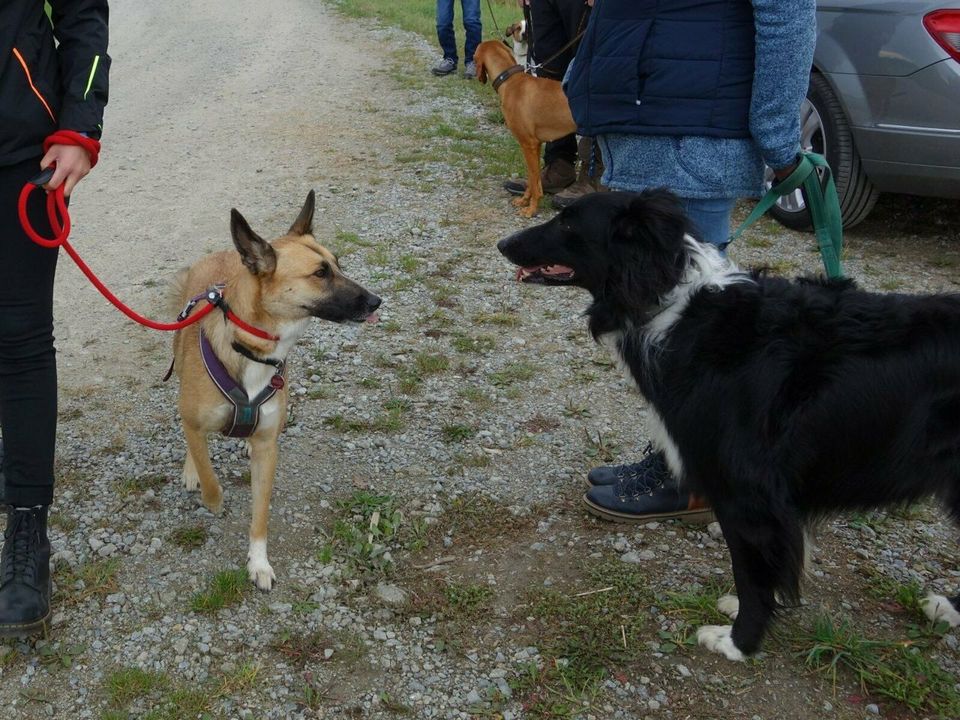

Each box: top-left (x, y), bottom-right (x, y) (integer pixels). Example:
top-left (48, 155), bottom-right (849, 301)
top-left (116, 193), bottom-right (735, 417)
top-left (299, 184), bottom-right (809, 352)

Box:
top-left (2, 1), bottom-right (959, 718)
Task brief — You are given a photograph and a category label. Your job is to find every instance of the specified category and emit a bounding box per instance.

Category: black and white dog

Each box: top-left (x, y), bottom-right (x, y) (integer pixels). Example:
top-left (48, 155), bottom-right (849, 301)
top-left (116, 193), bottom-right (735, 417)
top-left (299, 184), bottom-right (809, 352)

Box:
top-left (497, 189), bottom-right (960, 661)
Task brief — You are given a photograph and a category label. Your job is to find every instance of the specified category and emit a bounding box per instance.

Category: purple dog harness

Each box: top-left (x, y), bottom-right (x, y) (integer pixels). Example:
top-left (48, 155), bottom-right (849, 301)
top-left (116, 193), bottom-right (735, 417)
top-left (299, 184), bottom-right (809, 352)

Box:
top-left (199, 330), bottom-right (285, 438)
top-left (165, 286), bottom-right (286, 438)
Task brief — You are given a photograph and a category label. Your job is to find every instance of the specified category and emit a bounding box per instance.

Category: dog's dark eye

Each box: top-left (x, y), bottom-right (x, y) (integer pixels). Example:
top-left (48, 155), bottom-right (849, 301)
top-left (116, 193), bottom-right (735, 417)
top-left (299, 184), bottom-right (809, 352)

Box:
top-left (314, 262), bottom-right (330, 279)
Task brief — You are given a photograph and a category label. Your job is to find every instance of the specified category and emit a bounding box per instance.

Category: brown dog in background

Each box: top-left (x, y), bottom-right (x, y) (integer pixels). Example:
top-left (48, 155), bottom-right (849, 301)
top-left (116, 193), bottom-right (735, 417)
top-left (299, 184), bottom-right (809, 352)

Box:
top-left (475, 40), bottom-right (577, 217)
top-left (170, 191), bottom-right (380, 590)
top-left (503, 19), bottom-right (529, 65)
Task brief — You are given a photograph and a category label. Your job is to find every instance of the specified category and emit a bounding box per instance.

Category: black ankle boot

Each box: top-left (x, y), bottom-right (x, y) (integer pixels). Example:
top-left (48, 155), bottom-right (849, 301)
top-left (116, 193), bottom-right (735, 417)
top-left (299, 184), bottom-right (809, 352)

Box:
top-left (0, 505), bottom-right (51, 637)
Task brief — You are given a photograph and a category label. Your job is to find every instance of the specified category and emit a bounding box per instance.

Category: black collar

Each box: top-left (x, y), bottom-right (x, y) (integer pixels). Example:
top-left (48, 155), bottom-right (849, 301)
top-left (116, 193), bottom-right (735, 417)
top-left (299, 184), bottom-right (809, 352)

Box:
top-left (231, 341), bottom-right (284, 370)
top-left (492, 64), bottom-right (525, 92)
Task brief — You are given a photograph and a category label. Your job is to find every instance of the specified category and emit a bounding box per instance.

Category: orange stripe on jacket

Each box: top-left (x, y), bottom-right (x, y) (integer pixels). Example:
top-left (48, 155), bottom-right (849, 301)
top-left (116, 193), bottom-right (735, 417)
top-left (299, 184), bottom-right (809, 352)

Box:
top-left (12, 48), bottom-right (56, 123)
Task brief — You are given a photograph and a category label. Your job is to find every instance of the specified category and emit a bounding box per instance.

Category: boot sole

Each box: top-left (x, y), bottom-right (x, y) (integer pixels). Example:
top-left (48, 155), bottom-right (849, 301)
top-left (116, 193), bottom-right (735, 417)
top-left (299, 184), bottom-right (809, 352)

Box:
top-left (0, 578), bottom-right (52, 638)
top-left (0, 608), bottom-right (50, 638)
top-left (582, 493), bottom-right (715, 525)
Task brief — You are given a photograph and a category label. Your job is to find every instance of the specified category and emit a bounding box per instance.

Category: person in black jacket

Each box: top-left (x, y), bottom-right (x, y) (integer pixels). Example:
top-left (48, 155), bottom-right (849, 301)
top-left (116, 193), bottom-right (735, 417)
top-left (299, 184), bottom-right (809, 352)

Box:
top-left (0, 0), bottom-right (109, 636)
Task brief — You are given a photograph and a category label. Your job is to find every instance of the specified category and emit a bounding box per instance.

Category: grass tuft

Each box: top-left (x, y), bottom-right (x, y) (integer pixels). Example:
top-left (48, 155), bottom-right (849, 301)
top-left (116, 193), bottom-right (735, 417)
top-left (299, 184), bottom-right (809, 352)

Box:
top-left (190, 568), bottom-right (249, 613)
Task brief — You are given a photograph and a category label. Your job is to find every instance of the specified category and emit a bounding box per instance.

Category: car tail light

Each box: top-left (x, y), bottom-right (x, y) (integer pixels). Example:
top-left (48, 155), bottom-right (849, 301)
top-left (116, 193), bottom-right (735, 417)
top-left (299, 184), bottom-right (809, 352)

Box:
top-left (924, 10), bottom-right (960, 61)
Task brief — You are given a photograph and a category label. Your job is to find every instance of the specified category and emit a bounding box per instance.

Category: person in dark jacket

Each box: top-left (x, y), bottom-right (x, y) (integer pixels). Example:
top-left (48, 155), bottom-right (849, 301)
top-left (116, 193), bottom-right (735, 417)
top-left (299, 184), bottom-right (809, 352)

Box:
top-left (565, 0), bottom-right (815, 523)
top-left (0, 0), bottom-right (109, 636)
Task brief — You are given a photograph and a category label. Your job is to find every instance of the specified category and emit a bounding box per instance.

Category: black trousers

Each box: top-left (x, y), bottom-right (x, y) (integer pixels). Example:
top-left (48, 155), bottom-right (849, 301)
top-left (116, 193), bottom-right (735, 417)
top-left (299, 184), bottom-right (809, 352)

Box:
top-left (0, 158), bottom-right (60, 507)
top-left (530, 0), bottom-right (590, 165)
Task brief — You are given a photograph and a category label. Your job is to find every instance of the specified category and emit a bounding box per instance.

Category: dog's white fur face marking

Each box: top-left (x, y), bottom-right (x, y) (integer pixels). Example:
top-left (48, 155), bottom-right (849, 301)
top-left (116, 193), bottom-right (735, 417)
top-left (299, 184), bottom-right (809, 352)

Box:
top-left (247, 538), bottom-right (275, 591)
top-left (643, 236), bottom-right (748, 350)
top-left (697, 625), bottom-right (746, 662)
top-left (922, 593), bottom-right (960, 627)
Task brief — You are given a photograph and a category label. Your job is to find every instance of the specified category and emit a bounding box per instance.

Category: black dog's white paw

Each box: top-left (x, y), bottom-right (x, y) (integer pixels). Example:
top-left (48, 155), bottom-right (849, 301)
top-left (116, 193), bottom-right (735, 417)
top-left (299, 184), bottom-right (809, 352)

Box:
top-left (922, 593), bottom-right (960, 627)
top-left (696, 625), bottom-right (745, 662)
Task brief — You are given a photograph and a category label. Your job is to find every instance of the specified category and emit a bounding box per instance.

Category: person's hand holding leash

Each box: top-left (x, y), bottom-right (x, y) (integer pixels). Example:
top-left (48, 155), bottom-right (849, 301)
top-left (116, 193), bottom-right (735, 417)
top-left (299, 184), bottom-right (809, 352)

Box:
top-left (40, 143), bottom-right (92, 197)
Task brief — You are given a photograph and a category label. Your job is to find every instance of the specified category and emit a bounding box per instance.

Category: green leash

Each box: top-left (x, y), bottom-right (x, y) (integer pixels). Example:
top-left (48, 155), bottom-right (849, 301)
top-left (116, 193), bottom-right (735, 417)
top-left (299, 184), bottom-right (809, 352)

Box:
top-left (728, 152), bottom-right (845, 279)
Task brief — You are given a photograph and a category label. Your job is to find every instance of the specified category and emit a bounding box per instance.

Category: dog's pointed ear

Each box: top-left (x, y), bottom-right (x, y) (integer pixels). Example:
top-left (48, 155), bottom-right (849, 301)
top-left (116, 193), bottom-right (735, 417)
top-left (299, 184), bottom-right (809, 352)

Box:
top-left (289, 190), bottom-right (315, 236)
top-left (231, 209), bottom-right (277, 276)
top-left (610, 189), bottom-right (690, 303)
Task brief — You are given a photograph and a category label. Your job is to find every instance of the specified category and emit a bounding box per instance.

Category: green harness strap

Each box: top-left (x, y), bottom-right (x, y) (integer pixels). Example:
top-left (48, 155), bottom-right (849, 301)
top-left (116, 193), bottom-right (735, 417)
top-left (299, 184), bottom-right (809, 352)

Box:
top-left (728, 152), bottom-right (845, 279)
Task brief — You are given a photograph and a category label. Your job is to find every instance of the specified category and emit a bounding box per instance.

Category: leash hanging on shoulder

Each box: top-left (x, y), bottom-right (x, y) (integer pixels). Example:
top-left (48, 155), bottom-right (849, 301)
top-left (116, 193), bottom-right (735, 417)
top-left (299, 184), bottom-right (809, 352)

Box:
top-left (728, 152), bottom-right (845, 279)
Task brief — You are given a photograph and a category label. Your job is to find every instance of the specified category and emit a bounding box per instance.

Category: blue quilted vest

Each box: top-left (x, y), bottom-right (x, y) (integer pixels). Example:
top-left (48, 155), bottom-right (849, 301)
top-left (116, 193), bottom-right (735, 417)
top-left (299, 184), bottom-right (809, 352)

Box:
top-left (566, 0), bottom-right (756, 139)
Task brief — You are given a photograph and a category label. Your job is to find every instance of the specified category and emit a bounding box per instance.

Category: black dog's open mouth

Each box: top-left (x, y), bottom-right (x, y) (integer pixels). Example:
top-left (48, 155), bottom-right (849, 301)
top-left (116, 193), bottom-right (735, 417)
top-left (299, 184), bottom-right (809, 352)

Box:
top-left (515, 264), bottom-right (575, 284)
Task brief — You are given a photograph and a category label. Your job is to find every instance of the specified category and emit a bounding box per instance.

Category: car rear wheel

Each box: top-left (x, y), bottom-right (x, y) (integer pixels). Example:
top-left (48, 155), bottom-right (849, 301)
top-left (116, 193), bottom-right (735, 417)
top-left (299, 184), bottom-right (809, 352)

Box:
top-left (766, 72), bottom-right (878, 230)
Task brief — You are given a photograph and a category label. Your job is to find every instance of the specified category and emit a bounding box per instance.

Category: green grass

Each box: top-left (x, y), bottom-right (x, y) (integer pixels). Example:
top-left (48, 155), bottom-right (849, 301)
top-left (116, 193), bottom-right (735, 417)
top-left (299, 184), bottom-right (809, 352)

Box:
top-left (106, 667), bottom-right (170, 707)
top-left (514, 560), bottom-right (653, 718)
top-left (117, 474), bottom-right (167, 497)
top-left (488, 361), bottom-right (537, 387)
top-left (444, 582), bottom-right (494, 616)
top-left (331, 0), bottom-right (517, 44)
top-left (327, 491), bottom-right (406, 576)
top-left (104, 662), bottom-right (260, 719)
top-left (458, 386), bottom-right (494, 408)
top-left (56, 558), bottom-right (121, 606)
top-left (451, 333), bottom-right (496, 354)
top-left (798, 614), bottom-right (960, 716)
top-left (325, 399), bottom-right (410, 434)
top-left (441, 423), bottom-right (476, 443)
top-left (170, 524), bottom-right (208, 550)
top-left (473, 311), bottom-right (522, 327)
top-left (415, 351), bottom-right (450, 375)
top-left (190, 568), bottom-right (249, 613)
top-left (582, 428), bottom-right (619, 464)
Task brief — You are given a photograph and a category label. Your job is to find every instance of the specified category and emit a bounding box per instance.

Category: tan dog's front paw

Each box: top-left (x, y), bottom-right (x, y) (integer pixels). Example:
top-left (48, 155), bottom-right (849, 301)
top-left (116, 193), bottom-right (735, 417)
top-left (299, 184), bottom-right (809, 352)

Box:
top-left (201, 484), bottom-right (224, 514)
top-left (247, 540), bottom-right (275, 591)
top-left (511, 195), bottom-right (529, 207)
top-left (182, 467), bottom-right (199, 492)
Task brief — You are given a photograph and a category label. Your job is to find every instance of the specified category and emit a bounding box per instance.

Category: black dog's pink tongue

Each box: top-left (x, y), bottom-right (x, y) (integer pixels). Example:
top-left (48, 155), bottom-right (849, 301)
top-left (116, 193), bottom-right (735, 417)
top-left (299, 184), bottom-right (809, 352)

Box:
top-left (365, 312), bottom-right (380, 324)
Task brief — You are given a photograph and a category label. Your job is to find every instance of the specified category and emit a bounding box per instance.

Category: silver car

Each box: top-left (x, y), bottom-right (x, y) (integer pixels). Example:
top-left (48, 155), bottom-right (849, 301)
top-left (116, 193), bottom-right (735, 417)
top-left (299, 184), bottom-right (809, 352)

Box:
top-left (769, 2), bottom-right (960, 229)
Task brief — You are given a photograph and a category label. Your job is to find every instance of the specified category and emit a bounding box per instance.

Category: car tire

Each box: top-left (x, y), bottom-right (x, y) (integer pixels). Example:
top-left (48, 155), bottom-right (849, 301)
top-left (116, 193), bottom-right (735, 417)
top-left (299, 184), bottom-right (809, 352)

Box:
top-left (767, 72), bottom-right (878, 231)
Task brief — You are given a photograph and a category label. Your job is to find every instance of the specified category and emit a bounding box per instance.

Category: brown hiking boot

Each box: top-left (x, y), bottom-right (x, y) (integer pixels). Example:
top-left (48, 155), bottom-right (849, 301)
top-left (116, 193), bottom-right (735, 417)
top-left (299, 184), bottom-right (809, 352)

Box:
top-left (503, 159), bottom-right (575, 196)
top-left (553, 137), bottom-right (607, 209)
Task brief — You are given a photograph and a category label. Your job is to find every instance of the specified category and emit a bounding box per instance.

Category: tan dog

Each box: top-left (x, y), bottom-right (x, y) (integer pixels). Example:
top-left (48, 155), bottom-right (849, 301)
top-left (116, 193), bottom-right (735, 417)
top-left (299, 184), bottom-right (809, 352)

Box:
top-left (475, 40), bottom-right (577, 217)
top-left (170, 191), bottom-right (381, 590)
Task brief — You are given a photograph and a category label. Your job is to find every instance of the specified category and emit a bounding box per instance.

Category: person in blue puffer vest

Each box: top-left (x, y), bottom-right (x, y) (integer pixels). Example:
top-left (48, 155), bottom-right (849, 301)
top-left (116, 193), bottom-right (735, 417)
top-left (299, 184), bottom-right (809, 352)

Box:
top-left (566, 0), bottom-right (816, 523)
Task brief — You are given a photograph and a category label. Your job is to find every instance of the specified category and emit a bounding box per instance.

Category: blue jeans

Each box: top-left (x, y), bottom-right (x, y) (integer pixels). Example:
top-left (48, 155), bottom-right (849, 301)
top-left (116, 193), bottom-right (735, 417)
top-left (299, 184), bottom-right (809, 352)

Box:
top-left (436, 0), bottom-right (482, 65)
top-left (679, 197), bottom-right (735, 252)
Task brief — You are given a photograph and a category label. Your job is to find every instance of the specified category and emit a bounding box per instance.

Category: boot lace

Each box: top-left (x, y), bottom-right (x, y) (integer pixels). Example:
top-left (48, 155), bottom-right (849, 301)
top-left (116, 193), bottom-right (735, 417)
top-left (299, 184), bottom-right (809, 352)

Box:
top-left (615, 444), bottom-right (671, 500)
top-left (1, 509), bottom-right (39, 585)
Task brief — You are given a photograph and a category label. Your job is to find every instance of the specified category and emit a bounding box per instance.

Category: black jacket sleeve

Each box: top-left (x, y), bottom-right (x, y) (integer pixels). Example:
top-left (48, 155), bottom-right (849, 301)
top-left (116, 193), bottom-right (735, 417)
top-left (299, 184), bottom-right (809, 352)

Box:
top-left (48, 0), bottom-right (110, 139)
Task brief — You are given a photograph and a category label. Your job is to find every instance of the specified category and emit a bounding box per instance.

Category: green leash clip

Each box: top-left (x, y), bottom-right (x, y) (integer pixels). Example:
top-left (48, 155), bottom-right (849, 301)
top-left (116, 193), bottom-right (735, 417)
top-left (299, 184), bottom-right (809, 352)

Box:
top-left (728, 152), bottom-right (844, 279)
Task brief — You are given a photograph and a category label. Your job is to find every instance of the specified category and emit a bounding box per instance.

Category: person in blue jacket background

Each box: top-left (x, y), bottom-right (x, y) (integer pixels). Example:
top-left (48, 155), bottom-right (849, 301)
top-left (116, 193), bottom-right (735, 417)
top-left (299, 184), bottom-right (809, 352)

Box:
top-left (565, 0), bottom-right (816, 522)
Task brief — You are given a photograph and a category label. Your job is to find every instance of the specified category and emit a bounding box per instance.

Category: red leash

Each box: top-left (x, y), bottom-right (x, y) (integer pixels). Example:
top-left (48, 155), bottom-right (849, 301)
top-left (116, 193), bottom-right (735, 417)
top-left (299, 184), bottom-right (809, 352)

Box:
top-left (17, 156), bottom-right (278, 341)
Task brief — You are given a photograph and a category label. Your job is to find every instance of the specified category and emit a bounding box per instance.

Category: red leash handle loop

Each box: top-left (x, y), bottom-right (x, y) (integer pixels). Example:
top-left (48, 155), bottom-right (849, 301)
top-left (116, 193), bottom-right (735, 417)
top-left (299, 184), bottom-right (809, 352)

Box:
top-left (18, 181), bottom-right (70, 248)
top-left (17, 180), bottom-right (278, 338)
top-left (44, 130), bottom-right (101, 168)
